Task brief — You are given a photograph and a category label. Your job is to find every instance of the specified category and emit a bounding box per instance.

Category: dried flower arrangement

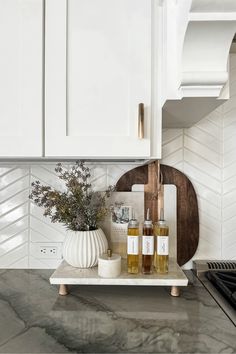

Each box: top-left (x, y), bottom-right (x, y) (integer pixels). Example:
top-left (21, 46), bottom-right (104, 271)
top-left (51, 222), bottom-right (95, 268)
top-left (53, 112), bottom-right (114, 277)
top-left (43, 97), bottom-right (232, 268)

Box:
top-left (29, 161), bottom-right (113, 232)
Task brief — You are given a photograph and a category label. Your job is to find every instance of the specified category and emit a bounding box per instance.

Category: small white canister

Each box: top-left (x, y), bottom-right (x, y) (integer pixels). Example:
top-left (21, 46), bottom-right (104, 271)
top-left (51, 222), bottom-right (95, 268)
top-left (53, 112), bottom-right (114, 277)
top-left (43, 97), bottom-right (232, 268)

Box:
top-left (98, 249), bottom-right (121, 278)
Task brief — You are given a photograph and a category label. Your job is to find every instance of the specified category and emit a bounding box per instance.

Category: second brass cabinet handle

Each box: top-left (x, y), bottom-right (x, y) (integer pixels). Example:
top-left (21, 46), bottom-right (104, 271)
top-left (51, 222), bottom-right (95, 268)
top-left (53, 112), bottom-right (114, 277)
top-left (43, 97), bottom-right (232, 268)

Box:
top-left (138, 103), bottom-right (144, 139)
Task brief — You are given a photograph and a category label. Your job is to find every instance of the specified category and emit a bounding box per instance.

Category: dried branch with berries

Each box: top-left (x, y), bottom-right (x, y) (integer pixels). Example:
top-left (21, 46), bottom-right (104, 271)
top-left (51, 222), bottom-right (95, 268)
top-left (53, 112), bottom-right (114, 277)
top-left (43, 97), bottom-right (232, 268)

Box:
top-left (29, 161), bottom-right (113, 231)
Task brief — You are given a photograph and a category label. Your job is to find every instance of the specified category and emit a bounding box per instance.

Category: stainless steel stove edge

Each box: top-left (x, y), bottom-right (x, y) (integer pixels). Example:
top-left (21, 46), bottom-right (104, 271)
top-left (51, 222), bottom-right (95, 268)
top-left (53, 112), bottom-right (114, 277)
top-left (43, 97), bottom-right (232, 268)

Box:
top-left (193, 260), bottom-right (236, 327)
top-left (193, 259), bottom-right (236, 276)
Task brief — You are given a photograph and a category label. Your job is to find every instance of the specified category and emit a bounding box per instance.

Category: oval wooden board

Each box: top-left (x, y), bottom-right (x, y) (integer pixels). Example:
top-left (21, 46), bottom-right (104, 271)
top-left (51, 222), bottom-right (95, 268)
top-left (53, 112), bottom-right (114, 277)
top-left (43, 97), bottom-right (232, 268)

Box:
top-left (116, 162), bottom-right (199, 266)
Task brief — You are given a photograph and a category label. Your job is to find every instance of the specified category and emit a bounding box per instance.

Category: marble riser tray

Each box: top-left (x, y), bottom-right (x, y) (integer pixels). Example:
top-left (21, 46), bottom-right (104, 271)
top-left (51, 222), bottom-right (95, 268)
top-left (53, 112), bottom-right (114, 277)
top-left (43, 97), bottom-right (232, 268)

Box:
top-left (50, 259), bottom-right (188, 287)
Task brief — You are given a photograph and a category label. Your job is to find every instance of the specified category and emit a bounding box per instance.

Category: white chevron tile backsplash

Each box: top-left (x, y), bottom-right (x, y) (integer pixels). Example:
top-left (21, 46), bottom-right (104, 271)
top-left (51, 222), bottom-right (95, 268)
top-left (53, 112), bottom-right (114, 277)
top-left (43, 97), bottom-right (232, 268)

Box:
top-left (162, 55), bottom-right (236, 264)
top-left (0, 167), bottom-right (30, 268)
top-left (28, 163), bottom-right (136, 268)
top-left (162, 107), bottom-right (223, 263)
top-left (1, 55), bottom-right (236, 268)
top-left (162, 129), bottom-right (184, 170)
top-left (222, 54), bottom-right (236, 260)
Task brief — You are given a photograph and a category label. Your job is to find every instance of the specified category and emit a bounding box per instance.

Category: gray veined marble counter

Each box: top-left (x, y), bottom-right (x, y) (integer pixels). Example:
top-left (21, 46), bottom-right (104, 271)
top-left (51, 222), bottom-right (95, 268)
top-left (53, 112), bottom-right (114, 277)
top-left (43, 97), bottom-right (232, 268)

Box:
top-left (0, 269), bottom-right (235, 354)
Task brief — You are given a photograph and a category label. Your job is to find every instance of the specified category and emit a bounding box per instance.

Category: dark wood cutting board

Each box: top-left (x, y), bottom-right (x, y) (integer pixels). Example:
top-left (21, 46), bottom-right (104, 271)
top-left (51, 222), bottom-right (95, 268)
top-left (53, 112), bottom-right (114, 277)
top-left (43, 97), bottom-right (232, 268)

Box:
top-left (115, 161), bottom-right (199, 266)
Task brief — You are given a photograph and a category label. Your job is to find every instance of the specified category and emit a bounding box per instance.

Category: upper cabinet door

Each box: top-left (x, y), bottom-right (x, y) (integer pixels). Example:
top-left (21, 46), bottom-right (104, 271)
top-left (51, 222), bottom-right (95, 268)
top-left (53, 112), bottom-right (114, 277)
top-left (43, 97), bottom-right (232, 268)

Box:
top-left (0, 0), bottom-right (43, 157)
top-left (45, 0), bottom-right (152, 158)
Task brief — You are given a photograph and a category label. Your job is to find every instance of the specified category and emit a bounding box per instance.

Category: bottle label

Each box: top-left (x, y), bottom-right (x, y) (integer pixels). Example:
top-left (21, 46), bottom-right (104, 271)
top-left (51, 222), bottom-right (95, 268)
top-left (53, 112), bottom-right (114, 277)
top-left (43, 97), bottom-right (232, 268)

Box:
top-left (157, 236), bottom-right (169, 255)
top-left (142, 236), bottom-right (154, 255)
top-left (127, 236), bottom-right (139, 255)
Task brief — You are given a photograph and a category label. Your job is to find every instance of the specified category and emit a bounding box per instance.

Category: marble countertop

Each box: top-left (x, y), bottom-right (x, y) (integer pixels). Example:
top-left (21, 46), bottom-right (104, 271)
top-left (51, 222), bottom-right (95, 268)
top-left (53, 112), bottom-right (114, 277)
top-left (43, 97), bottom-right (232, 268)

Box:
top-left (0, 269), bottom-right (235, 353)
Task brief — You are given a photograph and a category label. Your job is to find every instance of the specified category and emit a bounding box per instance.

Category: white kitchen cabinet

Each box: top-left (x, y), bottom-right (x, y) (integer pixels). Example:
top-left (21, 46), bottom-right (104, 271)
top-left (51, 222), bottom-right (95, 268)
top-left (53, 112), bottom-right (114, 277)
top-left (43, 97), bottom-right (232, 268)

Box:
top-left (0, 0), bottom-right (43, 157)
top-left (45, 0), bottom-right (161, 159)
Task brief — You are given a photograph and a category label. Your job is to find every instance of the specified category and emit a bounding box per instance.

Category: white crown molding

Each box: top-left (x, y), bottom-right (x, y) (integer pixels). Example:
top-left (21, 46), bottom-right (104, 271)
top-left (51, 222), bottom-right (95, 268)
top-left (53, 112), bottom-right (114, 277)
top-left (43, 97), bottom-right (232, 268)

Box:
top-left (190, 0), bottom-right (236, 13)
top-left (189, 12), bottom-right (236, 21)
top-left (162, 0), bottom-right (236, 100)
top-left (180, 20), bottom-right (236, 96)
top-left (180, 85), bottom-right (223, 98)
top-left (181, 72), bottom-right (228, 87)
top-left (162, 0), bottom-right (236, 127)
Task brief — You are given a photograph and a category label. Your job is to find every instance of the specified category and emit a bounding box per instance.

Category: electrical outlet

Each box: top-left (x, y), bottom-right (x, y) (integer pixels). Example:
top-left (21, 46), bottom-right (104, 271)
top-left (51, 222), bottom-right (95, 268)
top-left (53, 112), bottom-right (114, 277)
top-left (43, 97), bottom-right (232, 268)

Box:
top-left (35, 243), bottom-right (62, 259)
top-left (39, 246), bottom-right (57, 256)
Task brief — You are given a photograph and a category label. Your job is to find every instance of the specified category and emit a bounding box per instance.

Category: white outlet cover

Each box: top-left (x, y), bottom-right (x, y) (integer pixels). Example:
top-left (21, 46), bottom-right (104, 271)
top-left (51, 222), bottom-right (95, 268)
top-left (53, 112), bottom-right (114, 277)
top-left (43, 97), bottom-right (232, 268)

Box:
top-left (30, 242), bottom-right (63, 259)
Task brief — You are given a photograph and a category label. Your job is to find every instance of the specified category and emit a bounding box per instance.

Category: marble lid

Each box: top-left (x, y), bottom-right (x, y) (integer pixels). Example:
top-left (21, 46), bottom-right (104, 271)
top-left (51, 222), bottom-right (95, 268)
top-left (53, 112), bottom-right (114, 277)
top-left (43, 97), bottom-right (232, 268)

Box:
top-left (98, 253), bottom-right (121, 263)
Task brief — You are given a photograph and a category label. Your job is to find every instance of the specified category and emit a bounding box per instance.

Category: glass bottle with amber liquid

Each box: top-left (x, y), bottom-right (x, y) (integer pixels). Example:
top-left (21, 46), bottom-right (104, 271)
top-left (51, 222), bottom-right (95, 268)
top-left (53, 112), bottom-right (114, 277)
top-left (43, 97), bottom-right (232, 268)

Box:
top-left (127, 217), bottom-right (139, 274)
top-left (142, 209), bottom-right (154, 274)
top-left (154, 219), bottom-right (169, 273)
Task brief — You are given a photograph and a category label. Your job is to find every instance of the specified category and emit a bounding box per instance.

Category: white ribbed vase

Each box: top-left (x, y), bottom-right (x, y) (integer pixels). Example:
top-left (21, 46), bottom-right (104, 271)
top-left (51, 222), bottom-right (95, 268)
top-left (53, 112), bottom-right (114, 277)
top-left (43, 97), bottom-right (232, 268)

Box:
top-left (63, 228), bottom-right (108, 268)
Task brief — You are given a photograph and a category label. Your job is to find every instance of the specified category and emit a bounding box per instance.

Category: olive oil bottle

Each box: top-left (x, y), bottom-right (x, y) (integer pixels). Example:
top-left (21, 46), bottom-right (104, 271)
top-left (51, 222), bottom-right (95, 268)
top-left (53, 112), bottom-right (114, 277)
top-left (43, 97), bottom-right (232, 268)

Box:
top-left (154, 218), bottom-right (169, 273)
top-left (127, 217), bottom-right (139, 274)
top-left (142, 209), bottom-right (154, 274)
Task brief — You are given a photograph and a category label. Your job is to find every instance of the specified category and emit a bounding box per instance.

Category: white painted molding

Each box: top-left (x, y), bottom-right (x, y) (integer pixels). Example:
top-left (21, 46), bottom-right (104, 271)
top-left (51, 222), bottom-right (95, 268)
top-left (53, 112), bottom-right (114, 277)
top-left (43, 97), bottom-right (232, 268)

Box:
top-left (162, 0), bottom-right (236, 127)
top-left (180, 20), bottom-right (236, 96)
top-left (189, 12), bottom-right (236, 21)
top-left (180, 86), bottom-right (224, 98)
top-left (190, 0), bottom-right (236, 13)
top-left (162, 0), bottom-right (236, 99)
top-left (181, 72), bottom-right (228, 87)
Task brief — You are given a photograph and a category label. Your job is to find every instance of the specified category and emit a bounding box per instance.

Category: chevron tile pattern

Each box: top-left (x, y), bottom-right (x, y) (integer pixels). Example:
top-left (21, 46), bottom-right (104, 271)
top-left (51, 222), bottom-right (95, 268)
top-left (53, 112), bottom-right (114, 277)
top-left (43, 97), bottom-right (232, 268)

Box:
top-left (161, 55), bottom-right (236, 264)
top-left (222, 54), bottom-right (236, 261)
top-left (0, 166), bottom-right (29, 268)
top-left (162, 129), bottom-right (184, 171)
top-left (162, 113), bottom-right (223, 266)
top-left (29, 164), bottom-right (66, 268)
top-left (29, 163), bottom-right (136, 268)
top-left (184, 107), bottom-right (223, 262)
top-left (0, 163), bottom-right (137, 268)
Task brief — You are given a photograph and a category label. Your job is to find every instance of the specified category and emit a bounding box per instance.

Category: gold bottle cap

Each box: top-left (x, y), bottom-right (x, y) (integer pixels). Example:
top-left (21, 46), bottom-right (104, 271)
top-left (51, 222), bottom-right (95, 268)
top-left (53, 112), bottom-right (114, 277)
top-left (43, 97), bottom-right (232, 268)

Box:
top-left (107, 249), bottom-right (112, 258)
top-left (128, 219), bottom-right (139, 228)
top-left (158, 220), bottom-right (166, 225)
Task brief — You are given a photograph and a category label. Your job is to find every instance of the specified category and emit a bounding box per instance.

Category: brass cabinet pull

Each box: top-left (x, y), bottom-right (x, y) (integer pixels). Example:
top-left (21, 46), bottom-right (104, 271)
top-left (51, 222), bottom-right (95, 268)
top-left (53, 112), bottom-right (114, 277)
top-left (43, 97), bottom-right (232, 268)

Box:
top-left (138, 103), bottom-right (144, 139)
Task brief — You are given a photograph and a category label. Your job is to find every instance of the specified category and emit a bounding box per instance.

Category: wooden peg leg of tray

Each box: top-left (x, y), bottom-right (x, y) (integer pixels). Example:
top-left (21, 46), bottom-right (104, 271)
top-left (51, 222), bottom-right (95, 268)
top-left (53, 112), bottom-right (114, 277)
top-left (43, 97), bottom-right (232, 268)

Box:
top-left (59, 284), bottom-right (69, 296)
top-left (170, 286), bottom-right (180, 297)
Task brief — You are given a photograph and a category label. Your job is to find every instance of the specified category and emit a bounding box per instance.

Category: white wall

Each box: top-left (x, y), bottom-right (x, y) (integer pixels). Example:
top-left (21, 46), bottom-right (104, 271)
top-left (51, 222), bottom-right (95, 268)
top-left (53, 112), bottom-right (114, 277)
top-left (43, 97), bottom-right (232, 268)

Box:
top-left (162, 54), bottom-right (236, 263)
top-left (0, 163), bottom-right (138, 268)
top-left (1, 56), bottom-right (236, 269)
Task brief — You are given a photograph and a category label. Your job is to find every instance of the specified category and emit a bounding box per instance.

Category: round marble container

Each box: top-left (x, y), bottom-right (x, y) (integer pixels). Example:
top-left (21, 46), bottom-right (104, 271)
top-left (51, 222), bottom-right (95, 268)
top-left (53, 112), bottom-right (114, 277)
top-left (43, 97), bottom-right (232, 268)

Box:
top-left (98, 253), bottom-right (121, 278)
